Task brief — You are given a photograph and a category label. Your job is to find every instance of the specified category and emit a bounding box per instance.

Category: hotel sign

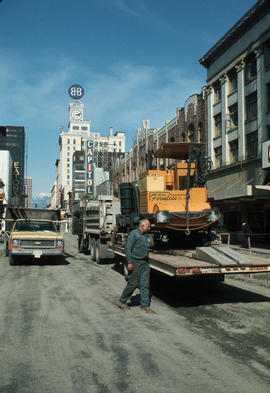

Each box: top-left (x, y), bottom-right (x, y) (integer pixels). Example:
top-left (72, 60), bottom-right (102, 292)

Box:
top-left (12, 162), bottom-right (20, 196)
top-left (85, 140), bottom-right (94, 195)
top-left (262, 140), bottom-right (270, 169)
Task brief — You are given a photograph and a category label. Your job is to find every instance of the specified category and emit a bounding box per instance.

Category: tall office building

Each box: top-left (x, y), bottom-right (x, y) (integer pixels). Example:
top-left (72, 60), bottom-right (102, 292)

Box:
top-left (57, 99), bottom-right (125, 209)
top-left (0, 126), bottom-right (25, 205)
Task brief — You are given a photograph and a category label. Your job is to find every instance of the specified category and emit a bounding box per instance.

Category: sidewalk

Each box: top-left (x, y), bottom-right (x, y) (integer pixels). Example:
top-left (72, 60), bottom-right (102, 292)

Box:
top-left (230, 243), bottom-right (270, 258)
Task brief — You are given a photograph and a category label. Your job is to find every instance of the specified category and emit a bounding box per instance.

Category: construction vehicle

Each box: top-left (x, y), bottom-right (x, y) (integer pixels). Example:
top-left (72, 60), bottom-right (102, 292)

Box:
top-left (116, 142), bottom-right (219, 246)
top-left (74, 142), bottom-right (270, 282)
top-left (2, 206), bottom-right (64, 265)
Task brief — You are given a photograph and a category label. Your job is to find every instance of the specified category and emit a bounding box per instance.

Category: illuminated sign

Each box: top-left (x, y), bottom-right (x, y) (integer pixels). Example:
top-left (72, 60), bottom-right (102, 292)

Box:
top-left (85, 140), bottom-right (94, 195)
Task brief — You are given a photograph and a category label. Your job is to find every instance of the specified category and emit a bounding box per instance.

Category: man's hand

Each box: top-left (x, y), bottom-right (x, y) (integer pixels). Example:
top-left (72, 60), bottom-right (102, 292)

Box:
top-left (127, 263), bottom-right (133, 272)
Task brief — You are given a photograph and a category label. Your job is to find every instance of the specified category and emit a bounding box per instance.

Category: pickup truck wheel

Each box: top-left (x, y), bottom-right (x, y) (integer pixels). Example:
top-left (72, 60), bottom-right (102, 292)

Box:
top-left (90, 238), bottom-right (96, 262)
top-left (9, 253), bottom-right (16, 266)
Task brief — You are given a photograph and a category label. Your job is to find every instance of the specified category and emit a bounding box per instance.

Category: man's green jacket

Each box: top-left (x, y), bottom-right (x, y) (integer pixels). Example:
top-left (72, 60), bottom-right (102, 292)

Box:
top-left (125, 228), bottom-right (151, 264)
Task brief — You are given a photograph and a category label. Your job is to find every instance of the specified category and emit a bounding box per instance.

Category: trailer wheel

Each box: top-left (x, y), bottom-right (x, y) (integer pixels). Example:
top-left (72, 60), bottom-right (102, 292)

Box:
top-left (5, 241), bottom-right (9, 257)
top-left (90, 238), bottom-right (96, 262)
top-left (96, 240), bottom-right (102, 265)
top-left (78, 236), bottom-right (84, 253)
top-left (9, 253), bottom-right (16, 266)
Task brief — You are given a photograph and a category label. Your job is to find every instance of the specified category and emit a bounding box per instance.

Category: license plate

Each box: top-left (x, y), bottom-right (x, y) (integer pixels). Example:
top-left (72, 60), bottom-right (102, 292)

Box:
top-left (33, 250), bottom-right (43, 258)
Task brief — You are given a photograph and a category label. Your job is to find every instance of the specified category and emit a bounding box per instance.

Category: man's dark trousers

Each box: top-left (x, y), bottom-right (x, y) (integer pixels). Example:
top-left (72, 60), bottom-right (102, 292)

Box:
top-left (119, 260), bottom-right (150, 307)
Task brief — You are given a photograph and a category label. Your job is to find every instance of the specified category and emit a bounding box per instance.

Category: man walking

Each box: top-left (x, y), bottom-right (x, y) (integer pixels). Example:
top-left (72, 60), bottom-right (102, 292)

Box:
top-left (118, 219), bottom-right (155, 314)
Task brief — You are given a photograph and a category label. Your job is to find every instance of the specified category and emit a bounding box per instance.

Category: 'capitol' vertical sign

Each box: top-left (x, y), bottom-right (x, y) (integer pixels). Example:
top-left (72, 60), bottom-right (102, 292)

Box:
top-left (85, 140), bottom-right (94, 195)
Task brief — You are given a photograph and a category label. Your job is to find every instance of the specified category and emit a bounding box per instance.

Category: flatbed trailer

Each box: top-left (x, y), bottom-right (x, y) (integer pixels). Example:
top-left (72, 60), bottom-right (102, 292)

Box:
top-left (109, 243), bottom-right (270, 280)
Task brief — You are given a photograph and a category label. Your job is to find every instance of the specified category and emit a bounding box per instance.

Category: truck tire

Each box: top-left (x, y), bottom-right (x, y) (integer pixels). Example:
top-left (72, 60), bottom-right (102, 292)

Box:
top-left (90, 238), bottom-right (96, 262)
top-left (9, 253), bottom-right (16, 266)
top-left (78, 236), bottom-right (84, 253)
top-left (96, 240), bottom-right (102, 265)
top-left (5, 241), bottom-right (9, 257)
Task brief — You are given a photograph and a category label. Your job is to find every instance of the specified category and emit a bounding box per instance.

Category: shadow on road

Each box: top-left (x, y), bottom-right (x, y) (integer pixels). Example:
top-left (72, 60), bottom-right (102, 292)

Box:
top-left (112, 263), bottom-right (270, 308)
top-left (150, 271), bottom-right (270, 307)
top-left (8, 255), bottom-right (70, 266)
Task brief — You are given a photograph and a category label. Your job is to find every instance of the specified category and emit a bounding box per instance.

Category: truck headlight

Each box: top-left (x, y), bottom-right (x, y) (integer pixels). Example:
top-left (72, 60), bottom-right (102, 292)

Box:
top-left (56, 239), bottom-right (64, 247)
top-left (12, 239), bottom-right (20, 246)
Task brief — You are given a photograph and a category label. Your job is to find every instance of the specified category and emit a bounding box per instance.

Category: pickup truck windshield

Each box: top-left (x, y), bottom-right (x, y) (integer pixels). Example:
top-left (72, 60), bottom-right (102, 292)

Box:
top-left (14, 221), bottom-right (57, 233)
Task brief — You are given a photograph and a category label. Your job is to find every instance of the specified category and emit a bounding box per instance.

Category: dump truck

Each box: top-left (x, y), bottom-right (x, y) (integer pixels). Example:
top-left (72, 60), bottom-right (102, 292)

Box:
top-left (2, 206), bottom-right (64, 265)
top-left (72, 195), bottom-right (121, 264)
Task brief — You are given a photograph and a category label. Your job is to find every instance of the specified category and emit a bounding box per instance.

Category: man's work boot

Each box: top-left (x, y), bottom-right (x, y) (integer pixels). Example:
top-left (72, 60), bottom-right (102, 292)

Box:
top-left (118, 302), bottom-right (131, 310)
top-left (141, 307), bottom-right (156, 314)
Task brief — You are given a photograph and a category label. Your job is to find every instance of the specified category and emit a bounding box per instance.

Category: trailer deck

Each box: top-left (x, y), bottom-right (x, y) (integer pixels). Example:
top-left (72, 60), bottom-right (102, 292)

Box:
top-left (109, 244), bottom-right (270, 277)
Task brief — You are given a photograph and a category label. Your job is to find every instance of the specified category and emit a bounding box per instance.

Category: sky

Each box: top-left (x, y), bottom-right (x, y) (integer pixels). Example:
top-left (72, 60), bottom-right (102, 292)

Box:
top-left (0, 0), bottom-right (257, 197)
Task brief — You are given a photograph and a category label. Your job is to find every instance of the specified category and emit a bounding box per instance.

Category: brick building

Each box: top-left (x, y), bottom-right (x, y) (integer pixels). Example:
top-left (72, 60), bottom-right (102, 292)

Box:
top-left (113, 92), bottom-right (207, 195)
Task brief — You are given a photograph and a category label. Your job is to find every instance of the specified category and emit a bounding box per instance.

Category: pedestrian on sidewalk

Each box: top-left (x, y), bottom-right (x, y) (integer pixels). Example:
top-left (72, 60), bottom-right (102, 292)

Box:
top-left (118, 218), bottom-right (155, 314)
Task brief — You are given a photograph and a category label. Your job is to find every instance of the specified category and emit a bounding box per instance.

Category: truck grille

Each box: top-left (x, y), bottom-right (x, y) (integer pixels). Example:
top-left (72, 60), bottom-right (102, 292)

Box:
top-left (20, 239), bottom-right (56, 248)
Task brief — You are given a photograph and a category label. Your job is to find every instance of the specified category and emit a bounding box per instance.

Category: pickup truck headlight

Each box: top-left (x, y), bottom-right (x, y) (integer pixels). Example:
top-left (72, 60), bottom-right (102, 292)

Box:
top-left (56, 239), bottom-right (64, 248)
top-left (12, 239), bottom-right (20, 246)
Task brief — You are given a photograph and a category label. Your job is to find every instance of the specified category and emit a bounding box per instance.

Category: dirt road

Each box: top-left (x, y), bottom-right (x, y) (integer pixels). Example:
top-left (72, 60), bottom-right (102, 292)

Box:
top-left (0, 233), bottom-right (269, 393)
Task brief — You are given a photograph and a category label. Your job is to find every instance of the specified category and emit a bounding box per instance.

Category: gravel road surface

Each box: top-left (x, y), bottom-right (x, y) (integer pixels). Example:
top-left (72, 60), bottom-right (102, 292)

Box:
top-left (0, 233), bottom-right (269, 393)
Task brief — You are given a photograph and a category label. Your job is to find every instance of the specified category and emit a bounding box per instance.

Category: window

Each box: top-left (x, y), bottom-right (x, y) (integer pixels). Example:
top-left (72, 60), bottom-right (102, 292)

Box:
top-left (67, 158), bottom-right (70, 162)
top-left (264, 40), bottom-right (270, 69)
top-left (227, 104), bottom-right (238, 130)
top-left (119, 141), bottom-right (122, 146)
top-left (67, 146), bottom-right (70, 151)
top-left (67, 139), bottom-right (70, 144)
top-left (67, 164), bottom-right (70, 168)
top-left (198, 122), bottom-right (204, 143)
top-left (267, 83), bottom-right (270, 112)
top-left (214, 83), bottom-right (221, 103)
top-left (229, 139), bottom-right (238, 163)
top-left (79, 155), bottom-right (84, 162)
top-left (246, 131), bottom-right (258, 159)
top-left (67, 175), bottom-right (70, 179)
top-left (246, 92), bottom-right (257, 121)
top-left (228, 70), bottom-right (237, 93)
top-left (214, 146), bottom-right (222, 168)
top-left (73, 126), bottom-right (79, 130)
top-left (67, 152), bottom-right (70, 156)
top-left (75, 173), bottom-right (85, 180)
top-left (245, 56), bottom-right (256, 83)
top-left (81, 127), bottom-right (88, 131)
top-left (214, 113), bottom-right (222, 137)
top-left (73, 139), bottom-right (76, 144)
top-left (187, 124), bottom-right (195, 142)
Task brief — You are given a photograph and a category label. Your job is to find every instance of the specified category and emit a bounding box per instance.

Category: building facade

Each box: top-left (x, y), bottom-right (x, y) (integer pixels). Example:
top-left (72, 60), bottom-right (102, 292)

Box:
top-left (24, 177), bottom-right (32, 208)
top-left (113, 93), bottom-right (207, 195)
top-left (56, 99), bottom-right (126, 210)
top-left (0, 126), bottom-right (25, 206)
top-left (199, 0), bottom-right (270, 240)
